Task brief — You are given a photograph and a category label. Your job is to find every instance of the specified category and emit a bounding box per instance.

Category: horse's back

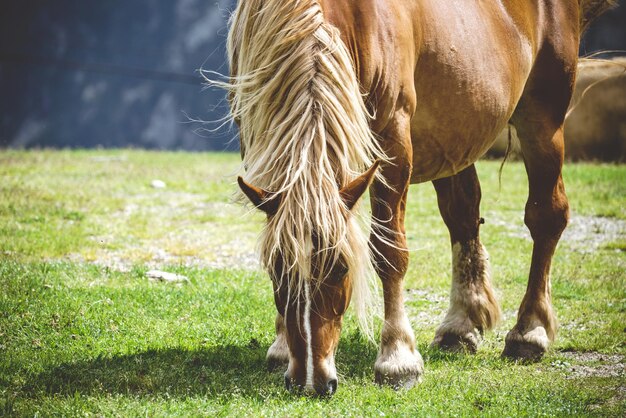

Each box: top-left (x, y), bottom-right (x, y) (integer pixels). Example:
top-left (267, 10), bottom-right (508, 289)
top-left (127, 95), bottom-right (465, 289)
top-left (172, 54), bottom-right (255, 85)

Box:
top-left (323, 0), bottom-right (580, 182)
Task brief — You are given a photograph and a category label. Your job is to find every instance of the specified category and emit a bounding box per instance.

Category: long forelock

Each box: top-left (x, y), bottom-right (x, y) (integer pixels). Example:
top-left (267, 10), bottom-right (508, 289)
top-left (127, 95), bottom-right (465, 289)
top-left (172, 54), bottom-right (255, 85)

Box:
top-left (224, 0), bottom-right (387, 337)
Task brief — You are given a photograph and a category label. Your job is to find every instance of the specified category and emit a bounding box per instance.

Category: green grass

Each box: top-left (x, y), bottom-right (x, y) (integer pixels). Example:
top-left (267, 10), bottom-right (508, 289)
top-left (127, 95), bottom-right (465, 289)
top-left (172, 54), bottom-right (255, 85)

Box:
top-left (1, 150), bottom-right (624, 417)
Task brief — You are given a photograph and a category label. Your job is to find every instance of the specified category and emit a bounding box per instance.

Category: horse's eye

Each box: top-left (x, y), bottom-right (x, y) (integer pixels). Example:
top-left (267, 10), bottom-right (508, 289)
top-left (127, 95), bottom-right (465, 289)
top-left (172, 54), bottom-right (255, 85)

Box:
top-left (329, 261), bottom-right (348, 282)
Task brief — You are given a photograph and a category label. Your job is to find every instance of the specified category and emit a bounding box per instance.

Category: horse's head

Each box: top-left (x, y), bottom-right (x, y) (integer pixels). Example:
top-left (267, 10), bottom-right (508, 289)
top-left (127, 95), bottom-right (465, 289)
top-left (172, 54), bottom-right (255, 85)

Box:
top-left (238, 161), bottom-right (379, 396)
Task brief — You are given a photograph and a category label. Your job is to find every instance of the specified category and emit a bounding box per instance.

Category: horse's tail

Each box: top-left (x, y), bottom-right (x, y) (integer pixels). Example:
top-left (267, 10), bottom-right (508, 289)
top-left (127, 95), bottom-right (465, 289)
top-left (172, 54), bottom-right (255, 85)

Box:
top-left (578, 0), bottom-right (617, 35)
top-left (224, 0), bottom-right (386, 337)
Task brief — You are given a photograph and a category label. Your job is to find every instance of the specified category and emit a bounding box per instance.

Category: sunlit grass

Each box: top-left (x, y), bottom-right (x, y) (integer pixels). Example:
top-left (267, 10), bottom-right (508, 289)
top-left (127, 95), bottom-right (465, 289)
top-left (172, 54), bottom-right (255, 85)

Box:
top-left (1, 150), bottom-right (624, 416)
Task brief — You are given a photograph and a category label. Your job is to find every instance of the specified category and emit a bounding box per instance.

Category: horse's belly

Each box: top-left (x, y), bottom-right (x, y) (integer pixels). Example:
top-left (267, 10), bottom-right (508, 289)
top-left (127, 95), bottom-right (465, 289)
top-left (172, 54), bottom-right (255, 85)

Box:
top-left (409, 96), bottom-right (514, 183)
top-left (409, 52), bottom-right (531, 180)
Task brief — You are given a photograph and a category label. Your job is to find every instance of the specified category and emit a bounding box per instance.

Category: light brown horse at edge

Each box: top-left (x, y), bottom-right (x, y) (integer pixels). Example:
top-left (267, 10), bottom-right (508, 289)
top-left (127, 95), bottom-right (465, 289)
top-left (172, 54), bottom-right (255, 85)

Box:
top-left (220, 0), bottom-right (616, 396)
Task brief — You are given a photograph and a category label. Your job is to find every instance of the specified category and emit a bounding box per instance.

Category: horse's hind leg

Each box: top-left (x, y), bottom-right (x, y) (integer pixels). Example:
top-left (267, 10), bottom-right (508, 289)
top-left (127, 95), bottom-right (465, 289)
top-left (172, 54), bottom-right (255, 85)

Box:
top-left (503, 47), bottom-right (574, 360)
top-left (431, 164), bottom-right (500, 353)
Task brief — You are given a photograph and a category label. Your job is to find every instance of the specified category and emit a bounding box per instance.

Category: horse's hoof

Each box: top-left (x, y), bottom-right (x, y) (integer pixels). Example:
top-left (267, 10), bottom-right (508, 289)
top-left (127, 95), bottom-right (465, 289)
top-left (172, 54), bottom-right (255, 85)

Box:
top-left (266, 338), bottom-right (289, 371)
top-left (374, 348), bottom-right (424, 390)
top-left (501, 340), bottom-right (544, 362)
top-left (501, 327), bottom-right (549, 362)
top-left (431, 331), bottom-right (480, 354)
top-left (267, 357), bottom-right (289, 371)
top-left (375, 371), bottom-right (419, 390)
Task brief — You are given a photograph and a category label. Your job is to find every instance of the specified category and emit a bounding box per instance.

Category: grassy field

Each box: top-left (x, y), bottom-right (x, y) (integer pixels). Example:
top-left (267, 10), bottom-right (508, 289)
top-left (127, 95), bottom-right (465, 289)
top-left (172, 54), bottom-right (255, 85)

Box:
top-left (1, 150), bottom-right (624, 417)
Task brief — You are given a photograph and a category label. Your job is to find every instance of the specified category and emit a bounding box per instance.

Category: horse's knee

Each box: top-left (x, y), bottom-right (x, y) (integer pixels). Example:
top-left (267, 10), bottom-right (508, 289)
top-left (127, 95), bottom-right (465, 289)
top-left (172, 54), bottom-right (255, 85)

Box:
top-left (370, 235), bottom-right (409, 281)
top-left (524, 196), bottom-right (569, 241)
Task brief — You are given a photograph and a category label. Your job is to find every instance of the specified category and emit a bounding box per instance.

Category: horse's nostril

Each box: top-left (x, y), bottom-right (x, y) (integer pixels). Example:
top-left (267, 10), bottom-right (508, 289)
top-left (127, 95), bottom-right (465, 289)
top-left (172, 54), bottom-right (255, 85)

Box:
top-left (284, 375), bottom-right (293, 392)
top-left (324, 378), bottom-right (338, 396)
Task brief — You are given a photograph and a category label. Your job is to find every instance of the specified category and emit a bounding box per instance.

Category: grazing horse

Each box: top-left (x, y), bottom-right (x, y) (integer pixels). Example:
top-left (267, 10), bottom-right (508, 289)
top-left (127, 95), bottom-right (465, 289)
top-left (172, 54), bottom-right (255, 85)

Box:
top-left (224, 0), bottom-right (615, 395)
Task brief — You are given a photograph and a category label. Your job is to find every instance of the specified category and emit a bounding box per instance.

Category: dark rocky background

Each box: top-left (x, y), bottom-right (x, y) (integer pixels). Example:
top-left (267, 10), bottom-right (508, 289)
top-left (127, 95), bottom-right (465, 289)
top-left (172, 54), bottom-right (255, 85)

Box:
top-left (1, 0), bottom-right (625, 150)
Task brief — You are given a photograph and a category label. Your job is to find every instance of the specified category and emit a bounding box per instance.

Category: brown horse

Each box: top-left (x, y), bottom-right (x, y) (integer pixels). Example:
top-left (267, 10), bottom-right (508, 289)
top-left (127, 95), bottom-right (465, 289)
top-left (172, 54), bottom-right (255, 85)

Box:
top-left (222, 0), bottom-right (615, 395)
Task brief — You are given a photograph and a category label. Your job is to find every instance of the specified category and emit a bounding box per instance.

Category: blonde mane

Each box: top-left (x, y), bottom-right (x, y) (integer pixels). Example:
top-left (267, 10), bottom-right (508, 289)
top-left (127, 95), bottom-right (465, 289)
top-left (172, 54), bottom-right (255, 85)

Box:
top-left (223, 0), bottom-right (387, 334)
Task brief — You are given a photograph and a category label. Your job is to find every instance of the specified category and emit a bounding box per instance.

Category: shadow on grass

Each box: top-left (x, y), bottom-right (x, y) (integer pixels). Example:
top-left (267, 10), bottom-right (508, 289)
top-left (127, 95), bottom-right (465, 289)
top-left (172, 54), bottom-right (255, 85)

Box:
top-left (23, 343), bottom-right (276, 400)
top-left (22, 331), bottom-right (381, 400)
top-left (21, 331), bottom-right (476, 401)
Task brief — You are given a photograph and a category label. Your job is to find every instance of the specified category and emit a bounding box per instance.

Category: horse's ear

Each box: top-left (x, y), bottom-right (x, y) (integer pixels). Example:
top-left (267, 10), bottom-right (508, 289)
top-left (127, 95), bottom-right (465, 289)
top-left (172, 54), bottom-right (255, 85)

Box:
top-left (237, 177), bottom-right (280, 215)
top-left (340, 160), bottom-right (381, 210)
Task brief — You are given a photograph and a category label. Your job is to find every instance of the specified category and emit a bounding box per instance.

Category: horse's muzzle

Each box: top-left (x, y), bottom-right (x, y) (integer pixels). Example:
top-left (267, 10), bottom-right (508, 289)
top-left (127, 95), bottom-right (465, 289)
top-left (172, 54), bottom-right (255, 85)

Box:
top-left (283, 375), bottom-right (338, 397)
top-left (321, 378), bottom-right (338, 396)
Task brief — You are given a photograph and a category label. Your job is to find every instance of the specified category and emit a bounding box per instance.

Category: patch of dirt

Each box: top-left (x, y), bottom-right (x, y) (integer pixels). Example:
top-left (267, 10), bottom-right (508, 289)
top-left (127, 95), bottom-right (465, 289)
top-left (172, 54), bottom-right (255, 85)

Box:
top-left (405, 289), bottom-right (448, 327)
top-left (563, 215), bottom-right (626, 253)
top-left (70, 186), bottom-right (624, 273)
top-left (70, 241), bottom-right (259, 273)
top-left (552, 350), bottom-right (626, 379)
top-left (405, 289), bottom-right (448, 305)
top-left (486, 212), bottom-right (626, 253)
top-left (551, 351), bottom-right (625, 411)
top-left (67, 189), bottom-right (262, 272)
top-left (559, 319), bottom-right (606, 333)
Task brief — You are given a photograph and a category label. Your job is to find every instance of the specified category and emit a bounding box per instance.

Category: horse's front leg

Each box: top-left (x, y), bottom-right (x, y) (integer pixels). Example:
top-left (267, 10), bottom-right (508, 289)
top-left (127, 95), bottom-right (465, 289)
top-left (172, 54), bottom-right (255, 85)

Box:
top-left (266, 313), bottom-right (289, 370)
top-left (370, 117), bottom-right (423, 388)
top-left (431, 164), bottom-right (500, 352)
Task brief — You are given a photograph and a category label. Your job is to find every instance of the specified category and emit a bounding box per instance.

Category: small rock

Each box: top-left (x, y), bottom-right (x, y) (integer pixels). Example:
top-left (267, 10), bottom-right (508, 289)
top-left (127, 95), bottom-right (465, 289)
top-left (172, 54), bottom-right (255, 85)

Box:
top-left (151, 179), bottom-right (167, 189)
top-left (146, 270), bottom-right (190, 284)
